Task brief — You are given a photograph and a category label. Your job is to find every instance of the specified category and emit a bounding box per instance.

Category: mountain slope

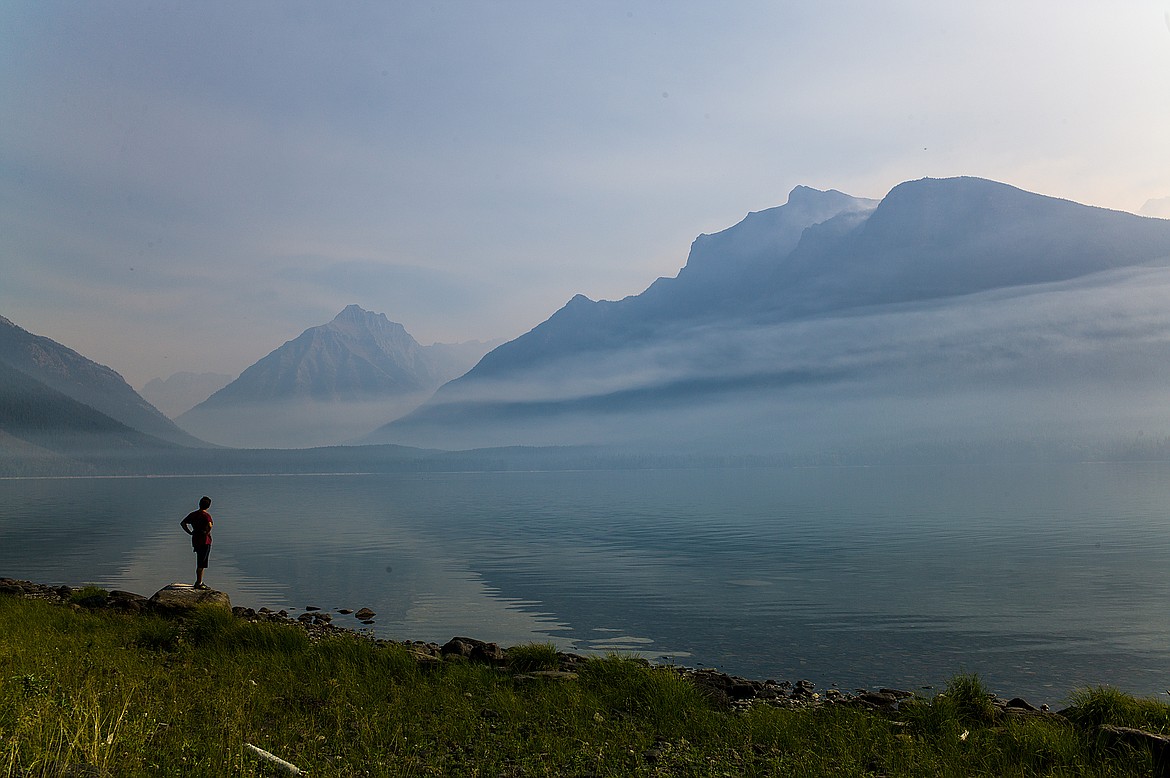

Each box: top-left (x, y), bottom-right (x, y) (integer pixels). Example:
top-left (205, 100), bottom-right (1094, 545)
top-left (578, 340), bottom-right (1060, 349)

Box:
top-left (371, 177), bottom-right (1170, 457)
top-left (178, 305), bottom-right (495, 447)
top-left (0, 360), bottom-right (182, 475)
top-left (459, 186), bottom-right (879, 382)
top-left (0, 315), bottom-right (207, 447)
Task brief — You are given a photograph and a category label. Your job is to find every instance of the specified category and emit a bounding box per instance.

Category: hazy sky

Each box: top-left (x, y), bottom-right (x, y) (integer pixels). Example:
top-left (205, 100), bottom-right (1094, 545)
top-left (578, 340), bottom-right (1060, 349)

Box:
top-left (3, 1), bottom-right (1169, 388)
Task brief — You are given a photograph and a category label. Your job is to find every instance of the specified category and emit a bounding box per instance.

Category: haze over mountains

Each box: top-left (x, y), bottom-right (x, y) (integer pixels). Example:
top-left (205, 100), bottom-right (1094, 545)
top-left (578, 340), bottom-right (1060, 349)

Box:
top-left (140, 372), bottom-right (234, 418)
top-left (0, 315), bottom-right (210, 474)
top-left (0, 315), bottom-right (203, 449)
top-left (370, 176), bottom-right (1170, 459)
top-left (4, 175), bottom-right (1170, 469)
top-left (177, 305), bottom-right (497, 448)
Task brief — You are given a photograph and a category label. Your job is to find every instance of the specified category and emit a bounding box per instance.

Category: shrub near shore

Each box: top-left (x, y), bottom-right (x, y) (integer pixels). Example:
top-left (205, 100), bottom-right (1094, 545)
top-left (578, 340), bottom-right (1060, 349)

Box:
top-left (1, 589), bottom-right (1169, 776)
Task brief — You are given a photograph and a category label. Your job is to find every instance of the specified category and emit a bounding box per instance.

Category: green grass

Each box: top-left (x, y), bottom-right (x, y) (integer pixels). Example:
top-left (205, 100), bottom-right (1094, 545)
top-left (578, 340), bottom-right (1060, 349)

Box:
top-left (1, 593), bottom-right (1167, 776)
top-left (505, 641), bottom-right (560, 673)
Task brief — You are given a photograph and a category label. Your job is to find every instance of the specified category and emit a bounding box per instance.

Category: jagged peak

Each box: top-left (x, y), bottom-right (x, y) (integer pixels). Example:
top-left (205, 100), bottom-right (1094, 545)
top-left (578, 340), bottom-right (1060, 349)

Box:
top-left (691, 186), bottom-right (866, 241)
top-left (332, 304), bottom-right (382, 323)
top-left (784, 184), bottom-right (866, 209)
top-left (788, 184), bottom-right (824, 197)
top-left (323, 305), bottom-right (411, 337)
top-left (679, 185), bottom-right (877, 284)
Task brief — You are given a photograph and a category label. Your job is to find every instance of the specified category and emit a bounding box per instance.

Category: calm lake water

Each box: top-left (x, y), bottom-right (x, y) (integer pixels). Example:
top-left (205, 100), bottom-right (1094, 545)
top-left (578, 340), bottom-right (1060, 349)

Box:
top-left (2, 463), bottom-right (1169, 705)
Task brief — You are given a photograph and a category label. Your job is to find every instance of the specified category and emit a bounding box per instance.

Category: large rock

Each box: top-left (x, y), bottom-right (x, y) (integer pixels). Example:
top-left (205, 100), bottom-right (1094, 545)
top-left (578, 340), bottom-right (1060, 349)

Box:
top-left (148, 583), bottom-right (231, 612)
top-left (1099, 726), bottom-right (1170, 777)
top-left (441, 636), bottom-right (506, 664)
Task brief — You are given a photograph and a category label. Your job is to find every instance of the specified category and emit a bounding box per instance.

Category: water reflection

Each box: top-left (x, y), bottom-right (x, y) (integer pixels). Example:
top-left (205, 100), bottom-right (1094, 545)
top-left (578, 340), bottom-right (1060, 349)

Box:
top-left (3, 463), bottom-right (1170, 705)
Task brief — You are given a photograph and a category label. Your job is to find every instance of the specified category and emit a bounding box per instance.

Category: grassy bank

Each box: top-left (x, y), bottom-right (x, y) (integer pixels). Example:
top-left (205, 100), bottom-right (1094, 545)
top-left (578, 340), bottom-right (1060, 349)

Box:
top-left (2, 593), bottom-right (1169, 776)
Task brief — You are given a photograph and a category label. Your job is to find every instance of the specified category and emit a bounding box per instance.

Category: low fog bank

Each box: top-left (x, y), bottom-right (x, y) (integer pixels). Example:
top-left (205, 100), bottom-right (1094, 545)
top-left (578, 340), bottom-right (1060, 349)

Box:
top-left (372, 383), bottom-right (1170, 466)
top-left (376, 264), bottom-right (1170, 461)
top-left (177, 395), bottom-right (432, 449)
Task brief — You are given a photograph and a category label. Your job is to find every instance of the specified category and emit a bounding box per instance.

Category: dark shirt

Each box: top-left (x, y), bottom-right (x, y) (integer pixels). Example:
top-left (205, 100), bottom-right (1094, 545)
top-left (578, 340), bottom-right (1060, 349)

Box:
top-left (181, 509), bottom-right (213, 548)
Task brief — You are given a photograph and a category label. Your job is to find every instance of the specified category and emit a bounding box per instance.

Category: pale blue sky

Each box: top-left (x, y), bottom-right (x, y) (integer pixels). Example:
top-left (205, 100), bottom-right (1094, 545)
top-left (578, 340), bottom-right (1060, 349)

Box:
top-left (3, 1), bottom-right (1168, 387)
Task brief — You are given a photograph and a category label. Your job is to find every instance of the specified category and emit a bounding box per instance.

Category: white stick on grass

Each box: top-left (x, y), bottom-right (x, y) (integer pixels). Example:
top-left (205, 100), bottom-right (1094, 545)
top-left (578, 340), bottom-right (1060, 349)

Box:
top-left (244, 742), bottom-right (306, 775)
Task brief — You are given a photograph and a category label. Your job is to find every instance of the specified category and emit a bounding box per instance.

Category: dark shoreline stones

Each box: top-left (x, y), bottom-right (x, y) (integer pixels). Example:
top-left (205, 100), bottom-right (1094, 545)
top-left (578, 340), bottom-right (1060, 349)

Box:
top-left (441, 636), bottom-right (506, 665)
top-left (0, 576), bottom-right (1060, 717)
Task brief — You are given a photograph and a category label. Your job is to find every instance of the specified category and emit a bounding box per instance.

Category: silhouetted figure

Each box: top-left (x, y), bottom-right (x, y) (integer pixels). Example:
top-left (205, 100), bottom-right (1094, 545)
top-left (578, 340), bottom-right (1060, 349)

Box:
top-left (180, 496), bottom-right (213, 589)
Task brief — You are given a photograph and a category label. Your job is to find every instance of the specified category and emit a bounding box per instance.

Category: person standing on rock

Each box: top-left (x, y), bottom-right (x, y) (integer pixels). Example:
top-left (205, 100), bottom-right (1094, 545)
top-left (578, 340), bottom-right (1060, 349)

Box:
top-left (180, 496), bottom-right (213, 590)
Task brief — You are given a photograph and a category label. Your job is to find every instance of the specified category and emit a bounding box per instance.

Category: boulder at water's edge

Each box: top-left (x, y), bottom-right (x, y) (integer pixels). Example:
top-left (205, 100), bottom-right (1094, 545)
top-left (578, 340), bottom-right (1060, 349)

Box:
top-left (149, 583), bottom-right (231, 611)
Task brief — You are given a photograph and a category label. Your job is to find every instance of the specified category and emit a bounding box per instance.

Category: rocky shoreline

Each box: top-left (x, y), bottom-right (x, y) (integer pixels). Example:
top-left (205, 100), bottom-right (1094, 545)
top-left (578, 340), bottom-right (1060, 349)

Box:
top-left (0, 576), bottom-right (1060, 719)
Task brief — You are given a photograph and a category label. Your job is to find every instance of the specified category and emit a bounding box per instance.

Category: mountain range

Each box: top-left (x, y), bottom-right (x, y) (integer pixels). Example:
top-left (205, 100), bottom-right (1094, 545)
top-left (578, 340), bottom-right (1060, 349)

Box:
top-left (368, 176), bottom-right (1170, 458)
top-left (176, 305), bottom-right (497, 448)
top-left (6, 175), bottom-right (1170, 466)
top-left (0, 305), bottom-right (496, 467)
top-left (0, 315), bottom-right (203, 449)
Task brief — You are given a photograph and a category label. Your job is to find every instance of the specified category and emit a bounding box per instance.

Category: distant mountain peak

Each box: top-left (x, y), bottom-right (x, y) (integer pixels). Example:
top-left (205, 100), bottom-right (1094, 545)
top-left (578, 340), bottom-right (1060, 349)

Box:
top-left (1141, 195), bottom-right (1170, 219)
top-left (784, 184), bottom-right (866, 209)
top-left (687, 185), bottom-right (877, 262)
top-left (332, 303), bottom-right (380, 323)
top-left (787, 184), bottom-right (822, 196)
top-left (326, 304), bottom-right (405, 335)
top-left (338, 303), bottom-right (368, 315)
top-left (140, 371), bottom-right (234, 418)
top-left (179, 306), bottom-right (496, 447)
